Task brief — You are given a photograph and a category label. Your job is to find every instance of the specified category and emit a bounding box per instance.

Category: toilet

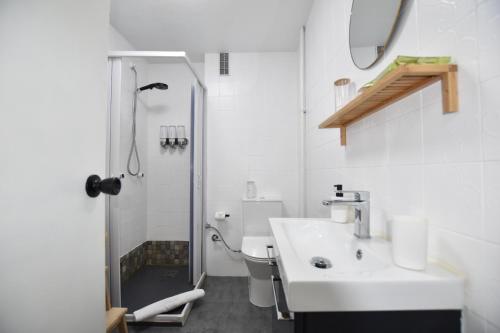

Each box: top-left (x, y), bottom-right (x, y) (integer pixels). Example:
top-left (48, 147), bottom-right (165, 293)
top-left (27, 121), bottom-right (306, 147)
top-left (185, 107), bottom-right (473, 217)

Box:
top-left (241, 198), bottom-right (282, 307)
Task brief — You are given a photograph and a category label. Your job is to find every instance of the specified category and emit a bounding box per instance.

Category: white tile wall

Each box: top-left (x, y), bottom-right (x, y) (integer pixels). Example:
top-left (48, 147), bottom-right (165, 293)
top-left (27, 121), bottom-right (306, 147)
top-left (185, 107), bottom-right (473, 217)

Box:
top-left (305, 0), bottom-right (500, 331)
top-left (484, 161), bottom-right (500, 244)
top-left (477, 0), bottom-right (500, 83)
top-left (146, 63), bottom-right (198, 241)
top-left (118, 62), bottom-right (149, 256)
top-left (482, 76), bottom-right (500, 161)
top-left (109, 27), bottom-right (149, 257)
top-left (109, 27), bottom-right (205, 250)
top-left (205, 52), bottom-right (300, 276)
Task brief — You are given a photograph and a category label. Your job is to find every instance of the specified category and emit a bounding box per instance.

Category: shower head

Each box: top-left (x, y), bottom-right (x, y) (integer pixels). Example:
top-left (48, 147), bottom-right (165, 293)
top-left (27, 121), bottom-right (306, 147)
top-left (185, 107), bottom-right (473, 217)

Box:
top-left (138, 82), bottom-right (168, 91)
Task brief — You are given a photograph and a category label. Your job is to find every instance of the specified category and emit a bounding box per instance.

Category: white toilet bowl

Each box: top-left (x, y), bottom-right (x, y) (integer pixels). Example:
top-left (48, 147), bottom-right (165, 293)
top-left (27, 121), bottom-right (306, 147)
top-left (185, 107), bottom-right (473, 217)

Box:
top-left (242, 236), bottom-right (275, 307)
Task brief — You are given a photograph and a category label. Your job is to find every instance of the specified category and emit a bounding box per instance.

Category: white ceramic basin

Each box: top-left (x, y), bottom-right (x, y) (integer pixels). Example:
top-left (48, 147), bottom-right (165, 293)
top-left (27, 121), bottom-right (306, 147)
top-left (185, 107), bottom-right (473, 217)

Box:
top-left (270, 218), bottom-right (464, 312)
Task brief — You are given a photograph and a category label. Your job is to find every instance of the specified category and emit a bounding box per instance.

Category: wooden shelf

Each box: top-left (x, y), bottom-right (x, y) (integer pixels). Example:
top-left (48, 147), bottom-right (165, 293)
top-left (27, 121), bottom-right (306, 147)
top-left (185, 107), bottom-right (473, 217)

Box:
top-left (319, 64), bottom-right (458, 145)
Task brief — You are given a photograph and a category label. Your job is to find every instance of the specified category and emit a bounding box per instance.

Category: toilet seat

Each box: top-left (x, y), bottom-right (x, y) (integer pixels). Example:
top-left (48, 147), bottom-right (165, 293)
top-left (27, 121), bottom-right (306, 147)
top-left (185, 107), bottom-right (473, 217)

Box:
top-left (241, 236), bottom-right (274, 262)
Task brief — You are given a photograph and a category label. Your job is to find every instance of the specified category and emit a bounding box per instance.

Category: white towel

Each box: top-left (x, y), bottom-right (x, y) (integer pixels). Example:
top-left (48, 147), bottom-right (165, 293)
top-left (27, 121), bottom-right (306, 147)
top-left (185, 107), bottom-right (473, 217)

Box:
top-left (133, 289), bottom-right (205, 321)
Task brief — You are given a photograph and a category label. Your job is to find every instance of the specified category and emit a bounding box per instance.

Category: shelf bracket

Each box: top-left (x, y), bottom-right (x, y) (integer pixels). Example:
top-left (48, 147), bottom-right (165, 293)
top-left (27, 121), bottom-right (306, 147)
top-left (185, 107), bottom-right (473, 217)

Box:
top-left (340, 127), bottom-right (346, 146)
top-left (441, 71), bottom-right (458, 113)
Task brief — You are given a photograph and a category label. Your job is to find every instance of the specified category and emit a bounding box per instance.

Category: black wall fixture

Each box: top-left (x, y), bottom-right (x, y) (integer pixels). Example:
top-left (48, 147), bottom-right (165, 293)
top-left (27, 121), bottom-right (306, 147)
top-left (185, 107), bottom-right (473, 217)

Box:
top-left (85, 175), bottom-right (121, 198)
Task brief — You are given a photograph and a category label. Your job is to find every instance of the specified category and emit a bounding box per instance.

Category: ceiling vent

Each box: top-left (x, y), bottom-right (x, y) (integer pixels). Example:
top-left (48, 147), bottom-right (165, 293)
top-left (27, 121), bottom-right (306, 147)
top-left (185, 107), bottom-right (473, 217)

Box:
top-left (219, 52), bottom-right (229, 76)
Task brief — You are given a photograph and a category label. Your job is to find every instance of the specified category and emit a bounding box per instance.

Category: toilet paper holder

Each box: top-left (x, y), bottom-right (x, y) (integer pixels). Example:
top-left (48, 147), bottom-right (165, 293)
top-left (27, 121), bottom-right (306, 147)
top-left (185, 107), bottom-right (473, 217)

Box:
top-left (214, 212), bottom-right (230, 221)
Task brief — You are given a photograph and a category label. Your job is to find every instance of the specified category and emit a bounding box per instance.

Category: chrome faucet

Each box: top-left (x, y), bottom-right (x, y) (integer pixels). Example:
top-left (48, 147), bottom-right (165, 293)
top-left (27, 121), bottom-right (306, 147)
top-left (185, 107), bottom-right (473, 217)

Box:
top-left (322, 185), bottom-right (370, 239)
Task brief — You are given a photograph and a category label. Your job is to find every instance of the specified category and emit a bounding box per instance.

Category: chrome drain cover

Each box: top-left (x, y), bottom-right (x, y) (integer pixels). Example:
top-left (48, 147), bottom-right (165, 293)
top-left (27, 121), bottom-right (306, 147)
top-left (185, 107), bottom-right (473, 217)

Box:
top-left (310, 256), bottom-right (332, 269)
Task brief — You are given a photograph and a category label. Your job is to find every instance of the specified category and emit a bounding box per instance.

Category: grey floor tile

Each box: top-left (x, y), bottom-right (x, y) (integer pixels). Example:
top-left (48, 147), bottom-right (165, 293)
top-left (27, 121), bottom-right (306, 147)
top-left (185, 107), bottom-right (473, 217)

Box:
top-left (127, 277), bottom-right (272, 333)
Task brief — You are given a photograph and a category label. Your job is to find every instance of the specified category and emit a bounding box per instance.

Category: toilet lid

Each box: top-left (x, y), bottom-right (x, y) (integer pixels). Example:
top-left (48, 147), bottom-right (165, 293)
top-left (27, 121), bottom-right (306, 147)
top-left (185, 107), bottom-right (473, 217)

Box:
top-left (241, 236), bottom-right (275, 260)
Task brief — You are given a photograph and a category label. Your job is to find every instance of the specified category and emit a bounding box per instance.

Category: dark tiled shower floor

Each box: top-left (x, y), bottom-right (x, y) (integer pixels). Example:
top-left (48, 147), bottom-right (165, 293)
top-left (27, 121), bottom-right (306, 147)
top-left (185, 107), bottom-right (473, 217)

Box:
top-left (121, 265), bottom-right (194, 314)
top-left (127, 277), bottom-right (273, 333)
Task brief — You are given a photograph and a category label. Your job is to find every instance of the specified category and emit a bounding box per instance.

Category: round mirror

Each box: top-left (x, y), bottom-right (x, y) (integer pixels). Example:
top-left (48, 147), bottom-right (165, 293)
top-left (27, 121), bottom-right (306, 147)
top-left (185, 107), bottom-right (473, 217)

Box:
top-left (349, 0), bottom-right (404, 70)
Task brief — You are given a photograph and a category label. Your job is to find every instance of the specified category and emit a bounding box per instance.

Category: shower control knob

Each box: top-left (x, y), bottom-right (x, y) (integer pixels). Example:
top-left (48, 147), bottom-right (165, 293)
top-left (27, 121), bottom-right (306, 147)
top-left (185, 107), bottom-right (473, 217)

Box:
top-left (85, 175), bottom-right (121, 198)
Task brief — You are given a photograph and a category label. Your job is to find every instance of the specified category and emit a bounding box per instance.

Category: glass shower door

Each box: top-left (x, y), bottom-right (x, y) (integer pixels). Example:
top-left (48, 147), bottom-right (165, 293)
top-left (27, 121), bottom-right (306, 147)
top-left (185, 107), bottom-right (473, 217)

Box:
top-left (106, 56), bottom-right (206, 324)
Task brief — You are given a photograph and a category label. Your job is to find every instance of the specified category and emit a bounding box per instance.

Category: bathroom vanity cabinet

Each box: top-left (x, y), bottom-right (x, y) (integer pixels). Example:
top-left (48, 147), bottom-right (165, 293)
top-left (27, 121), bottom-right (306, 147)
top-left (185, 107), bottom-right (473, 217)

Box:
top-left (271, 309), bottom-right (461, 333)
top-left (269, 218), bottom-right (464, 333)
top-left (271, 273), bottom-right (461, 333)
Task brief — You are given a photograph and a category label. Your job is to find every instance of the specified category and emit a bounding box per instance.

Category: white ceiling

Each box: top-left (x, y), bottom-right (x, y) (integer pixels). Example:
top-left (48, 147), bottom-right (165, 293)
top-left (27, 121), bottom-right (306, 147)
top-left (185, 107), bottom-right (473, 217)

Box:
top-left (110, 0), bottom-right (314, 62)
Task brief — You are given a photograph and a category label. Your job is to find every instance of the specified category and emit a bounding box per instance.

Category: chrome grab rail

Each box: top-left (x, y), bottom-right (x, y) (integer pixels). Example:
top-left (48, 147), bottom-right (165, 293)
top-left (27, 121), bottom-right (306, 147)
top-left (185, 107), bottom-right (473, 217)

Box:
top-left (266, 245), bottom-right (277, 266)
top-left (271, 275), bottom-right (293, 321)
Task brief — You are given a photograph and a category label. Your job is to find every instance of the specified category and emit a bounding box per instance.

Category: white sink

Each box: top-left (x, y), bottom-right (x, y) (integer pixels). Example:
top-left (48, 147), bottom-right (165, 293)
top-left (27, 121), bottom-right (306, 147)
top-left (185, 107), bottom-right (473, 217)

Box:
top-left (270, 218), bottom-right (464, 312)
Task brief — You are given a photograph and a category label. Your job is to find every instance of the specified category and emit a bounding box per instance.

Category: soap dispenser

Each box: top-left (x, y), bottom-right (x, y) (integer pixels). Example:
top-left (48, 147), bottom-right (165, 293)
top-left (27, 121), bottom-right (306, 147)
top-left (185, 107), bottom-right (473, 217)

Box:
top-left (331, 184), bottom-right (349, 223)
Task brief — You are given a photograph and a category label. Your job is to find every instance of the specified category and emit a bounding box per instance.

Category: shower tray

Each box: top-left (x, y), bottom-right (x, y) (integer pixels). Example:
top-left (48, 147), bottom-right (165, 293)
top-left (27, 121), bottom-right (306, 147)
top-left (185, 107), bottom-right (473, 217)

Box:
top-left (124, 271), bottom-right (206, 325)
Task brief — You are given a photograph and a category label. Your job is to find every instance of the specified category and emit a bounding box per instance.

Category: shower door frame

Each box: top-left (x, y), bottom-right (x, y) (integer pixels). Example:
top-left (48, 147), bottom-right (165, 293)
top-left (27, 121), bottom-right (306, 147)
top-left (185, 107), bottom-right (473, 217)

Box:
top-left (106, 51), bottom-right (207, 325)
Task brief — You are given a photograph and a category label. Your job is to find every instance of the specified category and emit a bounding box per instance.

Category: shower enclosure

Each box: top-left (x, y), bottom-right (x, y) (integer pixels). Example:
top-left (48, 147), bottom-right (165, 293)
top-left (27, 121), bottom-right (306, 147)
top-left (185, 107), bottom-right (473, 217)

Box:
top-left (106, 51), bottom-right (206, 324)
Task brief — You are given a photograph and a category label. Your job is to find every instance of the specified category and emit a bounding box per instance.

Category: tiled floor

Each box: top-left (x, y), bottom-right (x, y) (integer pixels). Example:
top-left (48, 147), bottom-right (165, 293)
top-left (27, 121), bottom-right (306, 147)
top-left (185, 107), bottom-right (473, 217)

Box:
top-left (127, 277), bottom-right (272, 333)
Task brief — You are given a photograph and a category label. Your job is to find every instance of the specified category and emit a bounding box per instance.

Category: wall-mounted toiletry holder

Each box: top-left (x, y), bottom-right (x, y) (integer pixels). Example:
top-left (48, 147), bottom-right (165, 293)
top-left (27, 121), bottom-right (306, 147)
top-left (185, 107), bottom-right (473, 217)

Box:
top-left (319, 64), bottom-right (458, 146)
top-left (160, 125), bottom-right (189, 149)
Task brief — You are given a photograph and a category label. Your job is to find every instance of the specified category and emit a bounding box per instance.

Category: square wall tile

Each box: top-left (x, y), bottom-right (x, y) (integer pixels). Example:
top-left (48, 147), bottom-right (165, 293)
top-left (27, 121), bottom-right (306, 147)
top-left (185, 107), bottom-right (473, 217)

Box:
top-left (463, 308), bottom-right (486, 333)
top-left (477, 0), bottom-right (500, 82)
top-left (423, 163), bottom-right (483, 238)
top-left (479, 273), bottom-right (500, 328)
top-left (487, 322), bottom-right (500, 333)
top-left (427, 227), bottom-right (485, 312)
top-left (481, 77), bottom-right (500, 161)
top-left (387, 109), bottom-right (423, 165)
top-left (423, 101), bottom-right (482, 164)
top-left (385, 165), bottom-right (424, 217)
top-left (483, 161), bottom-right (500, 244)
top-left (418, 0), bottom-right (476, 47)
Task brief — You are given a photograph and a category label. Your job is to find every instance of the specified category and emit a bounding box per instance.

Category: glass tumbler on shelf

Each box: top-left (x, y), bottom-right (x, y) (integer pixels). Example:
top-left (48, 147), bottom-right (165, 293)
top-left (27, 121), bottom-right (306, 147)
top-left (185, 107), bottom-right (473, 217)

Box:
top-left (334, 78), bottom-right (356, 112)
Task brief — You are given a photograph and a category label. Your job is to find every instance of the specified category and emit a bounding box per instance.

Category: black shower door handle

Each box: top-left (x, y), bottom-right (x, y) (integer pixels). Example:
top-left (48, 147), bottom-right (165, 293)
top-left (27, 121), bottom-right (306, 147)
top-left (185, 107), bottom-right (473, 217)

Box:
top-left (85, 175), bottom-right (121, 198)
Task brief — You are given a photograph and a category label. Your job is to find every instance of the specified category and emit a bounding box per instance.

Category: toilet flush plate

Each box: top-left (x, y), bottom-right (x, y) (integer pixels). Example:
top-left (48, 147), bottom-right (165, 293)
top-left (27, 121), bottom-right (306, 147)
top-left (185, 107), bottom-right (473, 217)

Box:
top-left (270, 218), bottom-right (464, 312)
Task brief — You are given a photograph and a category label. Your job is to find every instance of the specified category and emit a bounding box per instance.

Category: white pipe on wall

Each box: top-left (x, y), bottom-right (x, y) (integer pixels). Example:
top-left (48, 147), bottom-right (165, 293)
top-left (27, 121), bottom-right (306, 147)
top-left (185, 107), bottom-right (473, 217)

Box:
top-left (298, 26), bottom-right (306, 218)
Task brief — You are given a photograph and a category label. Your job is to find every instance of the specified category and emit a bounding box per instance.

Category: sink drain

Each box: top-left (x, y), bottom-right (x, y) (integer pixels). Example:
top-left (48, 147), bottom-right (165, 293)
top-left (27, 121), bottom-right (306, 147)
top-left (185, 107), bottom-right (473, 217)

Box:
top-left (310, 256), bottom-right (332, 269)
